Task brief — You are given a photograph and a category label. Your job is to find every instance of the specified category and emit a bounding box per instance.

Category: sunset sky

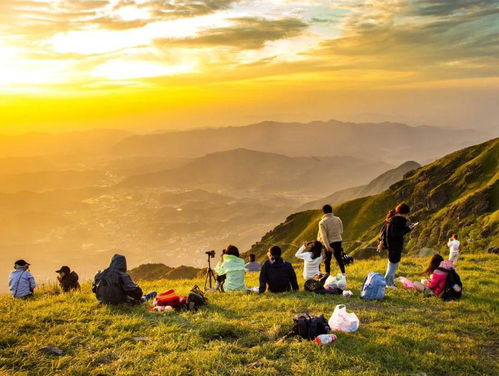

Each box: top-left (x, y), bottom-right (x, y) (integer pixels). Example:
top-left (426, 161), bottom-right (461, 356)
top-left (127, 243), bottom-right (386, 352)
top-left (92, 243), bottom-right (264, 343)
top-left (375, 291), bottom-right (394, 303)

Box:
top-left (1, 0), bottom-right (498, 134)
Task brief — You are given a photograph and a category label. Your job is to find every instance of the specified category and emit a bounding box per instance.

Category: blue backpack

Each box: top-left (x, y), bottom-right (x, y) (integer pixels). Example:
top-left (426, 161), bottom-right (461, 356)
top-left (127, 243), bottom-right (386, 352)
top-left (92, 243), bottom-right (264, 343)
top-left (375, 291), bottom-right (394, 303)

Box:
top-left (361, 272), bottom-right (386, 300)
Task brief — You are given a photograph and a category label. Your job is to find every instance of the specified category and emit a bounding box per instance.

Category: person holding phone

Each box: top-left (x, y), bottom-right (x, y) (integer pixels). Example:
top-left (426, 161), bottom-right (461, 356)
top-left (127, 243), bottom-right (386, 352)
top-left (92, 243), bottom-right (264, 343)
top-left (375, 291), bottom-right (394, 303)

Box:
top-left (384, 203), bottom-right (417, 288)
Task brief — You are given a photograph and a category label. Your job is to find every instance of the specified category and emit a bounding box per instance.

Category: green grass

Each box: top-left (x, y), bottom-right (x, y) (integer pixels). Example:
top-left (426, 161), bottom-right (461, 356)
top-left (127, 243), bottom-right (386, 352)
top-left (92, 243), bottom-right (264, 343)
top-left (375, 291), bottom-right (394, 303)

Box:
top-left (1, 254), bottom-right (498, 376)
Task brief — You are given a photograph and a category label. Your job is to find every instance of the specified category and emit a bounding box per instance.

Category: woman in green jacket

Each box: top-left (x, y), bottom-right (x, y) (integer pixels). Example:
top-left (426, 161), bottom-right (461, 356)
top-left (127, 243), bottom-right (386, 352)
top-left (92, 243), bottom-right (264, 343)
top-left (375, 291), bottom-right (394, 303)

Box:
top-left (215, 245), bottom-right (246, 291)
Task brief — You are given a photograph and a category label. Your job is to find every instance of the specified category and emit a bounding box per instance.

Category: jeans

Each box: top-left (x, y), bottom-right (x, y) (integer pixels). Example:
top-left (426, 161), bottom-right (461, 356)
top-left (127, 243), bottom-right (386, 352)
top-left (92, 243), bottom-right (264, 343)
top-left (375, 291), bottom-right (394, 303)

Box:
top-left (324, 242), bottom-right (346, 274)
top-left (384, 261), bottom-right (399, 286)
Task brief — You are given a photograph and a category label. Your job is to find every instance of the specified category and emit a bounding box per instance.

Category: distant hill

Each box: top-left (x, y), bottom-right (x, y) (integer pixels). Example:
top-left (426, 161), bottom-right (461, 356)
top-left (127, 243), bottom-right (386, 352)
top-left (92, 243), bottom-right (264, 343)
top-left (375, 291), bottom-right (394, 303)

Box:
top-left (300, 161), bottom-right (421, 210)
top-left (113, 120), bottom-right (485, 164)
top-left (129, 263), bottom-right (203, 281)
top-left (248, 138), bottom-right (499, 260)
top-left (119, 148), bottom-right (392, 196)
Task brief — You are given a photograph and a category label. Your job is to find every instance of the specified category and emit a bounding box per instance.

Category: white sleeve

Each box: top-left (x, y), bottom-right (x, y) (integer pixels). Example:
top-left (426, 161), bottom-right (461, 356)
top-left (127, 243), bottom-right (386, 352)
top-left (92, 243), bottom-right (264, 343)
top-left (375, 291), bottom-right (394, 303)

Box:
top-left (295, 245), bottom-right (312, 261)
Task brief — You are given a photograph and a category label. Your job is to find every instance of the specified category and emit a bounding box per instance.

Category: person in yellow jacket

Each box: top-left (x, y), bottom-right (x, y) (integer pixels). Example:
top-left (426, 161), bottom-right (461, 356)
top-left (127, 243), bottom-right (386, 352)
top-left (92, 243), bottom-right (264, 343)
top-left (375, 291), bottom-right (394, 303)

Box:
top-left (215, 245), bottom-right (246, 291)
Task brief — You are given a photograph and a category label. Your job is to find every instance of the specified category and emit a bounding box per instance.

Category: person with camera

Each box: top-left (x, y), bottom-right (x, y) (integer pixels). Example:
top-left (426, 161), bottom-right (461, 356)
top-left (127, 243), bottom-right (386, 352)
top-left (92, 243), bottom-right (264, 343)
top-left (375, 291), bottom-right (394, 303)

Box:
top-left (214, 245), bottom-right (246, 291)
top-left (259, 245), bottom-right (299, 294)
top-left (9, 259), bottom-right (36, 299)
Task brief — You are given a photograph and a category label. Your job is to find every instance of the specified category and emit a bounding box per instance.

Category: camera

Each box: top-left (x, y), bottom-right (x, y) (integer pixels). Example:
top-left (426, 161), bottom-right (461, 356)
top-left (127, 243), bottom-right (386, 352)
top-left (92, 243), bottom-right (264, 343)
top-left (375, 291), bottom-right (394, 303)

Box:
top-left (205, 250), bottom-right (216, 258)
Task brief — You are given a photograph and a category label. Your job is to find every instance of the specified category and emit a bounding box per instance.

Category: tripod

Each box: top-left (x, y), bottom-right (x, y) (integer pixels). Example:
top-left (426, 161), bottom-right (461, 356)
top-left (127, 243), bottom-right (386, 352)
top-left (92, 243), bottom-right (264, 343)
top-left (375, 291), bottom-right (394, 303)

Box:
top-left (204, 253), bottom-right (223, 292)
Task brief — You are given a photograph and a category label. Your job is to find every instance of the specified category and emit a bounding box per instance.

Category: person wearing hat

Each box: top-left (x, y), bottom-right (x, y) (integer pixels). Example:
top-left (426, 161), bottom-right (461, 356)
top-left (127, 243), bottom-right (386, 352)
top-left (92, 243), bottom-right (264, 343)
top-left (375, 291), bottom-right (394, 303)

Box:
top-left (9, 260), bottom-right (36, 298)
top-left (56, 266), bottom-right (80, 292)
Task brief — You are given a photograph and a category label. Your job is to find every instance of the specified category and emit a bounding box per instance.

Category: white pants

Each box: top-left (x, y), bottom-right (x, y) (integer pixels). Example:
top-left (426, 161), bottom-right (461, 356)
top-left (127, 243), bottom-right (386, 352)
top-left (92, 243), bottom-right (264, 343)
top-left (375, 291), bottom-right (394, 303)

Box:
top-left (449, 252), bottom-right (459, 264)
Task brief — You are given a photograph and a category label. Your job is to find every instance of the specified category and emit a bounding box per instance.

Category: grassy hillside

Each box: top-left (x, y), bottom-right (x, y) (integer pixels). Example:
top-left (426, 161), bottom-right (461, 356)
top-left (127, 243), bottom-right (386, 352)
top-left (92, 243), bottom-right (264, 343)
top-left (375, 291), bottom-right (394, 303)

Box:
top-left (249, 138), bottom-right (498, 260)
top-left (0, 254), bottom-right (497, 375)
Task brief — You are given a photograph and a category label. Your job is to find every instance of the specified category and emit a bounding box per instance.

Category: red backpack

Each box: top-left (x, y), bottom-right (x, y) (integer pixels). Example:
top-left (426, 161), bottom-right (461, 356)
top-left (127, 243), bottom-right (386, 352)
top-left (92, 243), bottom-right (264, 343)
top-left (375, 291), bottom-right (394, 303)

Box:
top-left (154, 289), bottom-right (188, 309)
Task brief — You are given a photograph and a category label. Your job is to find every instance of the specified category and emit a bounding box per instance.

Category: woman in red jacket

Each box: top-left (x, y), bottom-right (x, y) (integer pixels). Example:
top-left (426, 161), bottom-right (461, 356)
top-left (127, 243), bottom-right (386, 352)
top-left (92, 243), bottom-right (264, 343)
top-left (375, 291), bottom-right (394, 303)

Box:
top-left (414, 259), bottom-right (454, 296)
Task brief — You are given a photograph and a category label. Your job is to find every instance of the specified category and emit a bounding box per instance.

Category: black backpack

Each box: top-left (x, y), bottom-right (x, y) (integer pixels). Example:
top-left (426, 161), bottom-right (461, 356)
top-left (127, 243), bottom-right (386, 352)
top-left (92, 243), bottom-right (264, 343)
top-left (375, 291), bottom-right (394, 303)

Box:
top-left (377, 222), bottom-right (389, 252)
top-left (187, 285), bottom-right (208, 310)
top-left (437, 267), bottom-right (463, 301)
top-left (291, 314), bottom-right (330, 340)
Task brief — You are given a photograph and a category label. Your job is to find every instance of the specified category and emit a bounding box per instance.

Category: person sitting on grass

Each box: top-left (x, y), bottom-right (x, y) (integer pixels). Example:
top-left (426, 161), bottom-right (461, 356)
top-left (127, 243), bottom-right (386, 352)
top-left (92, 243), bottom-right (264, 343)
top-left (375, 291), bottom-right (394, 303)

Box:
top-left (215, 245), bottom-right (246, 291)
top-left (295, 241), bottom-right (323, 281)
top-left (93, 254), bottom-right (156, 305)
top-left (245, 254), bottom-right (261, 273)
top-left (414, 258), bottom-right (454, 297)
top-left (9, 259), bottom-right (36, 299)
top-left (56, 266), bottom-right (80, 292)
top-left (259, 246), bottom-right (299, 294)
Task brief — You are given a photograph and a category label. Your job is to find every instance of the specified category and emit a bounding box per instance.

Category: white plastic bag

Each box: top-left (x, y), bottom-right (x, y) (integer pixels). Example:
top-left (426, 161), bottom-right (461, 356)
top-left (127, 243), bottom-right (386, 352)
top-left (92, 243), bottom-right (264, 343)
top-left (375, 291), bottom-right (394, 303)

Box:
top-left (324, 273), bottom-right (346, 290)
top-left (328, 304), bottom-right (359, 332)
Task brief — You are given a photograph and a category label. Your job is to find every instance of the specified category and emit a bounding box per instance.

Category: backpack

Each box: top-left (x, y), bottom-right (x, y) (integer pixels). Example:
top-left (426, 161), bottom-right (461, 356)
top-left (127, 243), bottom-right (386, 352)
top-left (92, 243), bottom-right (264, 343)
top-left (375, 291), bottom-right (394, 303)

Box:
top-left (304, 273), bottom-right (327, 292)
top-left (187, 285), bottom-right (208, 310)
top-left (361, 272), bottom-right (386, 300)
top-left (377, 222), bottom-right (389, 252)
top-left (93, 269), bottom-right (129, 305)
top-left (437, 267), bottom-right (462, 301)
top-left (154, 289), bottom-right (188, 309)
top-left (292, 314), bottom-right (331, 340)
top-left (342, 253), bottom-right (354, 266)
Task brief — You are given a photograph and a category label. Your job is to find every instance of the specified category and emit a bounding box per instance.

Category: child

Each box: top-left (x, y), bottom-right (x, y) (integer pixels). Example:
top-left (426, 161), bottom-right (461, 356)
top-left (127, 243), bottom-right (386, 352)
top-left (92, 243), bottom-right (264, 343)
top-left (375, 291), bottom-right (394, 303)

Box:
top-left (295, 241), bottom-right (323, 280)
top-left (447, 234), bottom-right (460, 265)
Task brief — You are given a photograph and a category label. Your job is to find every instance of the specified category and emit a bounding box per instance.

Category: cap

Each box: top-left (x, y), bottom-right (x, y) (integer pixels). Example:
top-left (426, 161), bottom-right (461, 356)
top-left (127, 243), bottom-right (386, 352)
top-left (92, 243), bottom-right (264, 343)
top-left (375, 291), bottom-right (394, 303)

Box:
top-left (56, 266), bottom-right (70, 274)
top-left (14, 259), bottom-right (30, 267)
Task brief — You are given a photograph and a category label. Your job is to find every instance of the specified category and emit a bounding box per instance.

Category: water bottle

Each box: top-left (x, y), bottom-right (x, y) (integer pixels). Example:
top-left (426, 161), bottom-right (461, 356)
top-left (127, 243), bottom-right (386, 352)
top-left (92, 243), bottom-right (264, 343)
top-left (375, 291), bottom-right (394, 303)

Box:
top-left (314, 334), bottom-right (337, 345)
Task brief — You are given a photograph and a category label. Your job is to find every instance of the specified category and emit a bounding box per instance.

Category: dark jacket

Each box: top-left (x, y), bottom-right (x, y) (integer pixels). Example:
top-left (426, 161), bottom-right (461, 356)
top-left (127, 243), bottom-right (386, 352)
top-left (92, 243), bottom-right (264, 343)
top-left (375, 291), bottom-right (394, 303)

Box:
top-left (386, 215), bottom-right (412, 263)
top-left (259, 256), bottom-right (299, 294)
top-left (59, 271), bottom-right (80, 292)
top-left (92, 254), bottom-right (143, 305)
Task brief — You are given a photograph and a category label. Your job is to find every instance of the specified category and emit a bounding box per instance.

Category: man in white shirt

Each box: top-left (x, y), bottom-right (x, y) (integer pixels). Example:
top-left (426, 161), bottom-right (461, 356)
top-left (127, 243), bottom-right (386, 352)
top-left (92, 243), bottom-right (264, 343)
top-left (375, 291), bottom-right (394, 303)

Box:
top-left (317, 205), bottom-right (345, 275)
top-left (447, 234), bottom-right (460, 265)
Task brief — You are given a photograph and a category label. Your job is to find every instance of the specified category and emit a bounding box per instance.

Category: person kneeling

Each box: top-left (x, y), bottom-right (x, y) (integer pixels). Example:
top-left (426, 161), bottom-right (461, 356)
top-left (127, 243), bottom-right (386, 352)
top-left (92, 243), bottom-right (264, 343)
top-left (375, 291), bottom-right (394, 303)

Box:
top-left (259, 246), bottom-right (299, 294)
top-left (93, 254), bottom-right (154, 305)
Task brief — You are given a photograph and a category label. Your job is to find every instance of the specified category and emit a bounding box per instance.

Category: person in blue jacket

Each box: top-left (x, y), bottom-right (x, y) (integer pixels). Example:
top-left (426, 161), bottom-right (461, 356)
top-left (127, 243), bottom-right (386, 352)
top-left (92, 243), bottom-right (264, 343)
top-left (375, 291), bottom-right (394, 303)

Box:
top-left (9, 259), bottom-right (36, 298)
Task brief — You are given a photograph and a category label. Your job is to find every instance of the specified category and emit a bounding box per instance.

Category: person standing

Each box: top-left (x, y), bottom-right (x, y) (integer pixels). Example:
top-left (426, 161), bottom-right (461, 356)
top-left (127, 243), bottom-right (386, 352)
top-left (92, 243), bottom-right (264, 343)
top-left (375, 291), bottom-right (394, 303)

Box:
top-left (317, 205), bottom-right (345, 275)
top-left (384, 203), bottom-right (417, 288)
top-left (9, 260), bottom-right (36, 299)
top-left (56, 266), bottom-right (80, 292)
top-left (447, 234), bottom-right (460, 265)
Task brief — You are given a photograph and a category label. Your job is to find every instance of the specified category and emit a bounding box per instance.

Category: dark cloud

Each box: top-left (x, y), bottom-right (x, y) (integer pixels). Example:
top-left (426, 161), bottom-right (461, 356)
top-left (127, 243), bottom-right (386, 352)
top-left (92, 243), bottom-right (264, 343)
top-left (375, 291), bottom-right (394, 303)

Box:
top-left (155, 17), bottom-right (308, 49)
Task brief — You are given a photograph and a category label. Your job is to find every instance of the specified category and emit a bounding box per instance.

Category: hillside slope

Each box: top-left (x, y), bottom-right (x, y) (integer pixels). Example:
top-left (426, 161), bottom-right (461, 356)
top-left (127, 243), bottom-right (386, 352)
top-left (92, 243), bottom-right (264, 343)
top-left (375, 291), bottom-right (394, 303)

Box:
top-left (0, 254), bottom-right (497, 376)
top-left (300, 161), bottom-right (421, 210)
top-left (248, 138), bottom-right (499, 260)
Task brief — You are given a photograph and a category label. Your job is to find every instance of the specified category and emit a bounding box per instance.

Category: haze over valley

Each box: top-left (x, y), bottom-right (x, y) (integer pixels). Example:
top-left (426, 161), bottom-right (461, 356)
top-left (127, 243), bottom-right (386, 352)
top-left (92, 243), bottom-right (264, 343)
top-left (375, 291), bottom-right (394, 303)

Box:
top-left (0, 120), bottom-right (491, 291)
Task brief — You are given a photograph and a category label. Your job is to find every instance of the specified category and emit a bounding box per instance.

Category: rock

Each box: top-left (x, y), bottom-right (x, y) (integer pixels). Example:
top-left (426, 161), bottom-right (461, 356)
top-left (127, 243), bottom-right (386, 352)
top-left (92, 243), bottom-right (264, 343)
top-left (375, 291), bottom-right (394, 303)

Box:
top-left (247, 361), bottom-right (263, 368)
top-left (40, 345), bottom-right (64, 356)
top-left (487, 247), bottom-right (499, 254)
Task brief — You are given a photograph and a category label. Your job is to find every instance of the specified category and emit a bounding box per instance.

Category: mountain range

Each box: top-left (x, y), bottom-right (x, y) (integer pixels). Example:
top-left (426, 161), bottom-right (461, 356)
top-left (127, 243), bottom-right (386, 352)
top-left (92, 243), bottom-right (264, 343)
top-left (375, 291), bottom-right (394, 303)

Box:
top-left (300, 161), bottom-right (421, 210)
top-left (112, 120), bottom-right (486, 164)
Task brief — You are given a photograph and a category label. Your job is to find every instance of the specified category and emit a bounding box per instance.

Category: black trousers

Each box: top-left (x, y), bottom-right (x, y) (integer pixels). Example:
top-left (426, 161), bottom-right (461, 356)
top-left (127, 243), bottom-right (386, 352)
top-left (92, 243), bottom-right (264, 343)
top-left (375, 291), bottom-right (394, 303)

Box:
top-left (324, 241), bottom-right (346, 274)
